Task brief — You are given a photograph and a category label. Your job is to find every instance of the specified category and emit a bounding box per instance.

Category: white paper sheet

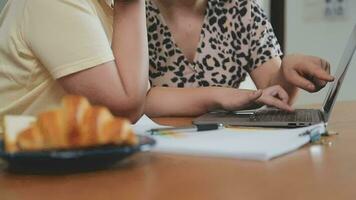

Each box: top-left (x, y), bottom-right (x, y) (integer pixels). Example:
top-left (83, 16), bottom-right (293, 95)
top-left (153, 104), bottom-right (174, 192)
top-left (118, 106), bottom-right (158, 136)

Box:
top-left (133, 115), bottom-right (170, 134)
top-left (133, 115), bottom-right (326, 161)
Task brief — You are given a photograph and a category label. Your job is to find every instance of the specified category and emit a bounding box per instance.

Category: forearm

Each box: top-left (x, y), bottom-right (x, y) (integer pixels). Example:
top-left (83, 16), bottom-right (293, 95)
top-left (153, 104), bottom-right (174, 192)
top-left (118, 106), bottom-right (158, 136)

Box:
top-left (251, 57), bottom-right (299, 105)
top-left (145, 87), bottom-right (221, 117)
top-left (144, 87), bottom-right (263, 117)
top-left (112, 0), bottom-right (148, 103)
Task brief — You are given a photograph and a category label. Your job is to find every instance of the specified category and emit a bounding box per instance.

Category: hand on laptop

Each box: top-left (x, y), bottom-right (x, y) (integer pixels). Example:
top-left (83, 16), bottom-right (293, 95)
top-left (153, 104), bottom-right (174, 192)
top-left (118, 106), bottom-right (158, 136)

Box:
top-left (281, 54), bottom-right (335, 93)
top-left (255, 85), bottom-right (294, 112)
top-left (216, 86), bottom-right (293, 112)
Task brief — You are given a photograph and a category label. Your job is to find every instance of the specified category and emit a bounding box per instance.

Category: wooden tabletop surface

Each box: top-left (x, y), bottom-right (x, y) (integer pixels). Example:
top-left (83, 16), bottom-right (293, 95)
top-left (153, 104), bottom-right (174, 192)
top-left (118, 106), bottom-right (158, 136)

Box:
top-left (1, 101), bottom-right (356, 200)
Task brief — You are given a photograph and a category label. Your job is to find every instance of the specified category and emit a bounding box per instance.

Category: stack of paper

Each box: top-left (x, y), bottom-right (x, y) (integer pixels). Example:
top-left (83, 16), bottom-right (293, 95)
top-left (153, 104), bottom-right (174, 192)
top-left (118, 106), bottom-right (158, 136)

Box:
top-left (133, 115), bottom-right (326, 161)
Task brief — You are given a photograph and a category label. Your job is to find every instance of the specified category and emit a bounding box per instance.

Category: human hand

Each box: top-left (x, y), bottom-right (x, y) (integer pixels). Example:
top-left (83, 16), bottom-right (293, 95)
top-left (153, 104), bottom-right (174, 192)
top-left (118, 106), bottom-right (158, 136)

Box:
top-left (281, 54), bottom-right (334, 92)
top-left (215, 86), bottom-right (293, 112)
top-left (215, 89), bottom-right (263, 111)
top-left (255, 85), bottom-right (294, 112)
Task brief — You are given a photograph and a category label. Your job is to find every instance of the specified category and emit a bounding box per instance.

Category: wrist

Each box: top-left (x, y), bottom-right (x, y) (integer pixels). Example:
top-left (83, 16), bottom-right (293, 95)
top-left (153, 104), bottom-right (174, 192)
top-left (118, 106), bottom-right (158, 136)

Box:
top-left (275, 68), bottom-right (299, 104)
top-left (210, 88), bottom-right (262, 114)
top-left (204, 87), bottom-right (225, 111)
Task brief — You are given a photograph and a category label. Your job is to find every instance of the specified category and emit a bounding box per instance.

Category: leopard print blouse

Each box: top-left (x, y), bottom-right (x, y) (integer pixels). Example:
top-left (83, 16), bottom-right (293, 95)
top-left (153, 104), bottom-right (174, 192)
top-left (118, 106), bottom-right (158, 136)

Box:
top-left (146, 0), bottom-right (283, 88)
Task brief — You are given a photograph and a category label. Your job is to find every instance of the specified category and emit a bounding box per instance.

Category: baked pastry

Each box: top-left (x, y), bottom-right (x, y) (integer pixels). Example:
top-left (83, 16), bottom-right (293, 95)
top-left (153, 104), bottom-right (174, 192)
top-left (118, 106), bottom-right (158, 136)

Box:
top-left (3, 95), bottom-right (138, 153)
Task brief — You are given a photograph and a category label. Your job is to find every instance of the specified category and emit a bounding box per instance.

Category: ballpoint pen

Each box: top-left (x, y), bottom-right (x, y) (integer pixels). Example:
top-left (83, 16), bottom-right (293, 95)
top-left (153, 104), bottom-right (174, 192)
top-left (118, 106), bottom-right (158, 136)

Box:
top-left (147, 123), bottom-right (224, 135)
top-left (299, 125), bottom-right (327, 143)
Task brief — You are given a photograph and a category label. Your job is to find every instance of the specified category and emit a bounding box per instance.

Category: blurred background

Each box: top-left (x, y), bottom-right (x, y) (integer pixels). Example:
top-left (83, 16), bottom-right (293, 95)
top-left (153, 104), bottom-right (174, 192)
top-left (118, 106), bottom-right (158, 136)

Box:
top-left (0, 0), bottom-right (355, 106)
top-left (254, 0), bottom-right (356, 106)
top-left (0, 0), bottom-right (5, 11)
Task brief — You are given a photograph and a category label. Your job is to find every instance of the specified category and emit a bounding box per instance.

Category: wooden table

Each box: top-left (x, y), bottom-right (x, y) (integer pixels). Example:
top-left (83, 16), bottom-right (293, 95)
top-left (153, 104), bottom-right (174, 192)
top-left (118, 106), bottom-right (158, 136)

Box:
top-left (1, 101), bottom-right (356, 200)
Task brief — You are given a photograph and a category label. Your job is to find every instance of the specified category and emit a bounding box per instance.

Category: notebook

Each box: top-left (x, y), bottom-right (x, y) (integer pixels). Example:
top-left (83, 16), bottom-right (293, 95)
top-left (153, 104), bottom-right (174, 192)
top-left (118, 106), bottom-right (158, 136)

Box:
top-left (133, 115), bottom-right (326, 161)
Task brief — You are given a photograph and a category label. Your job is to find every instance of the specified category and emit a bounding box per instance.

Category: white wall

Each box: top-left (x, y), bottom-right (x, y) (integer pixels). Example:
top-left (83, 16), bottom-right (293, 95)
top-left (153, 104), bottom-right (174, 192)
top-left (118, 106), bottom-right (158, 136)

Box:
top-left (243, 0), bottom-right (356, 106)
top-left (0, 0), bottom-right (6, 11)
top-left (260, 0), bottom-right (271, 18)
top-left (286, 0), bottom-right (356, 105)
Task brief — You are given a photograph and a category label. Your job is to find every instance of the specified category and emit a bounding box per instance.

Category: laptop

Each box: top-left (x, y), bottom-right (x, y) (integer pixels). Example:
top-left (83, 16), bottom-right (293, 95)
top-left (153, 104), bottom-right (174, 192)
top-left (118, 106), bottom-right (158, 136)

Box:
top-left (194, 25), bottom-right (356, 128)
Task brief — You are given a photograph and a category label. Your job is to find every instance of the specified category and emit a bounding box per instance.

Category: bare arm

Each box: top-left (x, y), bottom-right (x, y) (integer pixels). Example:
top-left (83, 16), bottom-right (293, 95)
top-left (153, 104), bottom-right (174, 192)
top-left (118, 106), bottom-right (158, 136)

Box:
top-left (145, 87), bottom-right (265, 117)
top-left (249, 57), bottom-right (298, 104)
top-left (58, 0), bottom-right (148, 122)
top-left (250, 55), bottom-right (334, 105)
top-left (145, 84), bottom-right (296, 117)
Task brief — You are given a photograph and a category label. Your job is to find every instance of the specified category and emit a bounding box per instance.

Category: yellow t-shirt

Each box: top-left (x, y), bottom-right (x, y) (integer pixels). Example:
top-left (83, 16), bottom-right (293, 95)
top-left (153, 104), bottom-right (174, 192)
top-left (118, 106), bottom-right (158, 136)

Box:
top-left (0, 0), bottom-right (114, 128)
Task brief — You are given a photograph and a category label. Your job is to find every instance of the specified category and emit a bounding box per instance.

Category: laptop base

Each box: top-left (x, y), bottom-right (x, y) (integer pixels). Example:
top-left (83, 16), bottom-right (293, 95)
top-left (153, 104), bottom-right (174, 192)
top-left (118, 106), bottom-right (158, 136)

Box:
top-left (193, 109), bottom-right (324, 128)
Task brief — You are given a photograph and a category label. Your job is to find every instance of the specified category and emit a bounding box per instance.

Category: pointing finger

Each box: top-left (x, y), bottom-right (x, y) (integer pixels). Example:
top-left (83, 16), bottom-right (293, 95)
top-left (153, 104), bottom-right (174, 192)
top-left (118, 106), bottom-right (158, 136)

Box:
top-left (307, 60), bottom-right (334, 82)
top-left (286, 69), bottom-right (316, 92)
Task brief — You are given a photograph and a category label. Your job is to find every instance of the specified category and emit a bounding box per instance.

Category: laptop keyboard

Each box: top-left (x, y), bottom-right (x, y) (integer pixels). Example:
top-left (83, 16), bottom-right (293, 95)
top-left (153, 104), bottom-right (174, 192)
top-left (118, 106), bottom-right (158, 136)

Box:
top-left (251, 109), bottom-right (320, 122)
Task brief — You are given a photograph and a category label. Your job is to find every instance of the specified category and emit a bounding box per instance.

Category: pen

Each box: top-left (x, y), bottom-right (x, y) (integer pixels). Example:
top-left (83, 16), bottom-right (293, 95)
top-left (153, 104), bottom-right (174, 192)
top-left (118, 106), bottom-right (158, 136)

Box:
top-left (148, 123), bottom-right (224, 135)
top-left (299, 125), bottom-right (327, 143)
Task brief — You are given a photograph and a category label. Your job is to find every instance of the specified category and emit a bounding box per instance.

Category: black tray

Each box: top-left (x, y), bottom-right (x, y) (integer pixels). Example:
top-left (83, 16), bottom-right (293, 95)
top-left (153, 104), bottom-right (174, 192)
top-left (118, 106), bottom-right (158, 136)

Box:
top-left (0, 135), bottom-right (155, 173)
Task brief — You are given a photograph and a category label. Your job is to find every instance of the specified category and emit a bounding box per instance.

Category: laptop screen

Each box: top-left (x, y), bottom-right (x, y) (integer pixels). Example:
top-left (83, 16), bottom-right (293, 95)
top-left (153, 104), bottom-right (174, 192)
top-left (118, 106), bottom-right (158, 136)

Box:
top-left (322, 25), bottom-right (356, 121)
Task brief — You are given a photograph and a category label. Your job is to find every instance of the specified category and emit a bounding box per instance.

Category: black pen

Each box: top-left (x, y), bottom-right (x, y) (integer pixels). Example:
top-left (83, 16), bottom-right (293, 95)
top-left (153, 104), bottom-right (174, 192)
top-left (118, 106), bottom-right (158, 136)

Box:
top-left (148, 123), bottom-right (224, 135)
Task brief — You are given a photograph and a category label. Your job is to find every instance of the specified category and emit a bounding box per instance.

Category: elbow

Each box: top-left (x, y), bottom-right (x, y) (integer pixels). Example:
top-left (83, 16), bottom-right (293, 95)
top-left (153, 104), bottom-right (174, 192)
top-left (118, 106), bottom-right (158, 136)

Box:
top-left (109, 95), bottom-right (146, 123)
top-left (127, 111), bottom-right (144, 124)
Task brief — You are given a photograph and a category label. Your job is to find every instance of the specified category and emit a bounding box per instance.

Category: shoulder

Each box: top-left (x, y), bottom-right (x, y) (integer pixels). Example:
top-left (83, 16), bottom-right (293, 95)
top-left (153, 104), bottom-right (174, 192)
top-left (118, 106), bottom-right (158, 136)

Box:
top-left (22, 0), bottom-right (102, 37)
top-left (24, 0), bottom-right (97, 16)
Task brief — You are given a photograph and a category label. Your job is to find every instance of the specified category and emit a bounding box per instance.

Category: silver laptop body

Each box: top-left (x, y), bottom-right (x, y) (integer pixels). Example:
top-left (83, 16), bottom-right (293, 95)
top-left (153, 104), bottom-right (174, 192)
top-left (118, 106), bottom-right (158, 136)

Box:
top-left (193, 25), bottom-right (356, 128)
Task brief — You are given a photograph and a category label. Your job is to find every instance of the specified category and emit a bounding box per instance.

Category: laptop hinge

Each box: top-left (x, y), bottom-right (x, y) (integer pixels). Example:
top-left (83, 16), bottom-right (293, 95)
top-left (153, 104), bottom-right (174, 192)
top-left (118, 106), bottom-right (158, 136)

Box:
top-left (319, 109), bottom-right (327, 125)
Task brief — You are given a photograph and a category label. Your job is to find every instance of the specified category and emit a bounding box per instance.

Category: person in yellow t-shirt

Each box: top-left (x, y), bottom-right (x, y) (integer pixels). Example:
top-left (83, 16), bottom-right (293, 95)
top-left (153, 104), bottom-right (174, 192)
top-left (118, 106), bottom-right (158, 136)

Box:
top-left (0, 0), bottom-right (148, 124)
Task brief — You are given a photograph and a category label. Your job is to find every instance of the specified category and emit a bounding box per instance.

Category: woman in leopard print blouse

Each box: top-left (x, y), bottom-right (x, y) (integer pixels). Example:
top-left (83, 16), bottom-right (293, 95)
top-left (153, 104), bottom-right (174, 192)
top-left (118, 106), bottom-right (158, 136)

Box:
top-left (144, 0), bottom-right (334, 117)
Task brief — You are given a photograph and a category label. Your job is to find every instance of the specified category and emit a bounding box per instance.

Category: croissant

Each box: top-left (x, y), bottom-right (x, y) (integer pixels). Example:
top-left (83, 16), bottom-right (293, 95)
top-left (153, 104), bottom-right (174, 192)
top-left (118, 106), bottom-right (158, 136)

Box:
top-left (4, 95), bottom-right (138, 153)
